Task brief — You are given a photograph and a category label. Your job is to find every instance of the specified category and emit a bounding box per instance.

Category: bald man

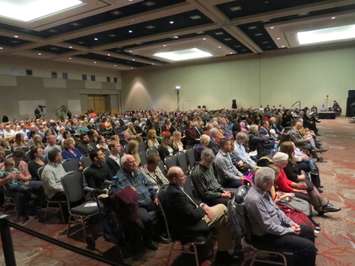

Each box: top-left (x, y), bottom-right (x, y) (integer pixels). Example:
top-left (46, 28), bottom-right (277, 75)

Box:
top-left (159, 166), bottom-right (236, 263)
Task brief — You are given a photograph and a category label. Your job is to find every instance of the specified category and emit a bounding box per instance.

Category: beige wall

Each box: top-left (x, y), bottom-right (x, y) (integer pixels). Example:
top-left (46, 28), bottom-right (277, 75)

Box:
top-left (122, 46), bottom-right (355, 111)
top-left (0, 56), bottom-right (122, 119)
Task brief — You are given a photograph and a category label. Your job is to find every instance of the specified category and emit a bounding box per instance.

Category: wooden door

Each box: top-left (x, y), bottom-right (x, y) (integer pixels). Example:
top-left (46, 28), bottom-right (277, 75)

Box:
top-left (87, 95), bottom-right (108, 113)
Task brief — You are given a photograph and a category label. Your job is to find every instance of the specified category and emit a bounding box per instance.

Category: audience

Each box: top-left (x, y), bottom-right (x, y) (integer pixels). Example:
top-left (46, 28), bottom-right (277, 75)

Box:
top-left (0, 106), bottom-right (343, 265)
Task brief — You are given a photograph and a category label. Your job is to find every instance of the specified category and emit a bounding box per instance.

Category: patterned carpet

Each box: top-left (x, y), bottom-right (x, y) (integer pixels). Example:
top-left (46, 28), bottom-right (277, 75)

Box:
top-left (0, 117), bottom-right (354, 266)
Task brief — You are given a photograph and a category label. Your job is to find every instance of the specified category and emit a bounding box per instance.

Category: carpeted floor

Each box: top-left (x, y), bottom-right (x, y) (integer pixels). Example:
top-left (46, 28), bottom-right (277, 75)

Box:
top-left (0, 117), bottom-right (354, 266)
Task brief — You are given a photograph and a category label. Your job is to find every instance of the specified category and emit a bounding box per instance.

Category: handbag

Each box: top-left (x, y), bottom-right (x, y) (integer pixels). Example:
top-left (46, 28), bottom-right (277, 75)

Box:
top-left (279, 196), bottom-right (311, 216)
top-left (278, 203), bottom-right (314, 229)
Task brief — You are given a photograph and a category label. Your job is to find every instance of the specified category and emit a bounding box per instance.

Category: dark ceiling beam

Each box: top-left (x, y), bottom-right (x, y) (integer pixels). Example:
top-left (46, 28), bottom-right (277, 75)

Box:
top-left (186, 0), bottom-right (262, 53)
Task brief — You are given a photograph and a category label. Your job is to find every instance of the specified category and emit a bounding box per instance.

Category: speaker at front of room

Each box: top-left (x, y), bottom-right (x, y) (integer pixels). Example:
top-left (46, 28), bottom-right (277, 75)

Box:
top-left (232, 99), bottom-right (237, 109)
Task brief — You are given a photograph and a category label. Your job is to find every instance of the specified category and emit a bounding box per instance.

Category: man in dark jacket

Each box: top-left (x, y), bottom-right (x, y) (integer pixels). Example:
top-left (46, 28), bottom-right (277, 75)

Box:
top-left (159, 166), bottom-right (235, 260)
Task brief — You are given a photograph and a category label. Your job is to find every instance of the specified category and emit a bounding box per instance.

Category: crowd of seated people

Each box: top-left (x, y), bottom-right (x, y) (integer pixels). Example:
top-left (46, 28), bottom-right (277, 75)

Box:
top-left (0, 106), bottom-right (341, 265)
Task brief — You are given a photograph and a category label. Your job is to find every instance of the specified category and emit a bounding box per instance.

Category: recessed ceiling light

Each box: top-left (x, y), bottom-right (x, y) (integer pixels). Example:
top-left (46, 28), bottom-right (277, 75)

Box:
top-left (93, 61), bottom-right (97, 64)
top-left (281, 45), bottom-right (286, 48)
top-left (144, 1), bottom-right (155, 6)
top-left (37, 52), bottom-right (42, 56)
top-left (13, 35), bottom-right (19, 38)
top-left (224, 38), bottom-right (232, 41)
top-left (276, 37), bottom-right (281, 40)
top-left (230, 6), bottom-right (241, 12)
top-left (128, 30), bottom-right (133, 33)
top-left (145, 25), bottom-right (155, 29)
top-left (68, 57), bottom-right (72, 60)
top-left (94, 37), bottom-right (98, 41)
top-left (111, 10), bottom-right (121, 16)
top-left (114, 64), bottom-right (117, 67)
top-left (169, 20), bottom-right (174, 24)
top-left (68, 46), bottom-right (73, 49)
top-left (218, 46), bottom-right (222, 48)
top-left (153, 48), bottom-right (213, 62)
top-left (128, 50), bottom-right (133, 53)
top-left (202, 38), bottom-right (207, 41)
top-left (132, 58), bottom-right (135, 61)
top-left (130, 67), bottom-right (134, 69)
top-left (0, 47), bottom-right (3, 50)
top-left (0, 0), bottom-right (83, 22)
top-left (331, 16), bottom-right (336, 20)
top-left (173, 35), bottom-right (179, 39)
top-left (229, 51), bottom-right (235, 54)
top-left (163, 44), bottom-right (167, 47)
top-left (297, 24), bottom-right (355, 45)
top-left (190, 15), bottom-right (201, 20)
top-left (270, 26), bottom-right (275, 30)
top-left (107, 53), bottom-right (111, 56)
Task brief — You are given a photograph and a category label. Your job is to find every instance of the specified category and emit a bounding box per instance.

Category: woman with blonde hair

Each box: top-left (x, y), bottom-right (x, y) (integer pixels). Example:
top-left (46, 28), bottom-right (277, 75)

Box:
top-left (147, 129), bottom-right (160, 150)
top-left (171, 131), bottom-right (184, 153)
top-left (126, 140), bottom-right (141, 166)
top-left (62, 137), bottom-right (82, 160)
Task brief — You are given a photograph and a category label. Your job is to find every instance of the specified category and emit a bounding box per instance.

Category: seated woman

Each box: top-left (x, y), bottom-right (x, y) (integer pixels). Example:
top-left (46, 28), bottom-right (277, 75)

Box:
top-left (279, 141), bottom-right (322, 190)
top-left (272, 152), bottom-right (340, 215)
top-left (171, 131), bottom-right (184, 153)
top-left (12, 133), bottom-right (28, 152)
top-left (249, 124), bottom-right (274, 159)
top-left (146, 129), bottom-right (160, 150)
top-left (232, 132), bottom-right (257, 170)
top-left (157, 136), bottom-right (173, 161)
top-left (193, 134), bottom-right (211, 162)
top-left (62, 137), bottom-right (82, 160)
top-left (126, 139), bottom-right (141, 166)
top-left (0, 152), bottom-right (42, 223)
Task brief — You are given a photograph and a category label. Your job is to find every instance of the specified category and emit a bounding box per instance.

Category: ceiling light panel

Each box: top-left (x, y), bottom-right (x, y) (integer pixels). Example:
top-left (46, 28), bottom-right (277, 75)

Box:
top-left (154, 48), bottom-right (213, 61)
top-left (297, 24), bottom-right (355, 45)
top-left (0, 0), bottom-right (83, 22)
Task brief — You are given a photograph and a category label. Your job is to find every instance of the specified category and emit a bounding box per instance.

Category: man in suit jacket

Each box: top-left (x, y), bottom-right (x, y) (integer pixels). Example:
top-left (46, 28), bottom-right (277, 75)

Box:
top-left (159, 166), bottom-right (235, 260)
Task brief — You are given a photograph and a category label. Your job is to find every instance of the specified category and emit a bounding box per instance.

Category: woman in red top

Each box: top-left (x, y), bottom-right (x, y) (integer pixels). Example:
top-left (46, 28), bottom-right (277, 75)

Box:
top-left (272, 152), bottom-right (340, 215)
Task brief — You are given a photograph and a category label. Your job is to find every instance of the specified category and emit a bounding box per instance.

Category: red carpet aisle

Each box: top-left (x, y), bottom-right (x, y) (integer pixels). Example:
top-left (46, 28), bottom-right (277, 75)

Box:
top-left (0, 118), bottom-right (354, 266)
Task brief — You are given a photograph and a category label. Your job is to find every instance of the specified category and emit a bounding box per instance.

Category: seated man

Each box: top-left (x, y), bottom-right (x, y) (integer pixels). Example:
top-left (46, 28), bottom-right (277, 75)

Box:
top-left (84, 149), bottom-right (112, 191)
top-left (215, 139), bottom-right (244, 188)
top-left (112, 154), bottom-right (158, 250)
top-left (160, 166), bottom-right (236, 263)
top-left (44, 134), bottom-right (61, 159)
top-left (141, 151), bottom-right (169, 194)
top-left (245, 167), bottom-right (317, 266)
top-left (191, 148), bottom-right (232, 206)
top-left (41, 148), bottom-right (67, 201)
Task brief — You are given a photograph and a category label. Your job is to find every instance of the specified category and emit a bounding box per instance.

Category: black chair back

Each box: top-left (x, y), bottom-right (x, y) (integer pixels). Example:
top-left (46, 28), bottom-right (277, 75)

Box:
top-left (61, 171), bottom-right (84, 204)
top-left (176, 152), bottom-right (188, 173)
top-left (62, 159), bottom-right (80, 172)
top-left (186, 149), bottom-right (196, 168)
top-left (164, 155), bottom-right (177, 169)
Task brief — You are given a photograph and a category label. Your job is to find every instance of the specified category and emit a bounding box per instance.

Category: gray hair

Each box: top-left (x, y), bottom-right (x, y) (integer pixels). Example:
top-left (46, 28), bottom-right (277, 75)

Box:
top-left (272, 152), bottom-right (289, 163)
top-left (236, 132), bottom-right (249, 142)
top-left (254, 167), bottom-right (275, 190)
top-left (201, 148), bottom-right (215, 161)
